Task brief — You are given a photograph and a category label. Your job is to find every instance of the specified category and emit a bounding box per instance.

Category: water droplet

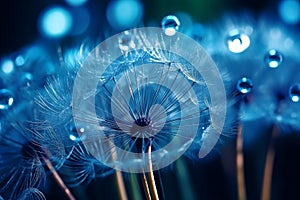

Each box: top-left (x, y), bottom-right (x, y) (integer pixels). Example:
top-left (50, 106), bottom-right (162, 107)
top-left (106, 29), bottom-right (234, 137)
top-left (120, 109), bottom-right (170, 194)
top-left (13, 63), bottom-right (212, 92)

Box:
top-left (289, 83), bottom-right (300, 102)
top-left (20, 73), bottom-right (33, 87)
top-left (227, 29), bottom-right (250, 53)
top-left (161, 15), bottom-right (180, 36)
top-left (118, 30), bottom-right (136, 51)
top-left (69, 124), bottom-right (84, 142)
top-left (264, 49), bottom-right (283, 68)
top-left (237, 77), bottom-right (253, 94)
top-left (0, 89), bottom-right (14, 110)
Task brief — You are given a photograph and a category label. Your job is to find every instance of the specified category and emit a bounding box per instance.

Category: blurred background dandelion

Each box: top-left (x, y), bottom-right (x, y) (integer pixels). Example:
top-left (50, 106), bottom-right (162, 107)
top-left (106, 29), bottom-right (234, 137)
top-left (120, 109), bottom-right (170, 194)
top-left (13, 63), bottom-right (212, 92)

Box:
top-left (1, 0), bottom-right (300, 200)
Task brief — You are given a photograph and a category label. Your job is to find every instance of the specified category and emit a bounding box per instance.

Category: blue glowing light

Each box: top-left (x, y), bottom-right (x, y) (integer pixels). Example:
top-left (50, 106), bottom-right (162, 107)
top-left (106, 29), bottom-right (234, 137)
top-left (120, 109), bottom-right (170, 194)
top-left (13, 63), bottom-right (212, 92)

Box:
top-left (1, 59), bottom-right (14, 74)
top-left (38, 7), bottom-right (73, 38)
top-left (65, 0), bottom-right (87, 6)
top-left (106, 0), bottom-right (143, 30)
top-left (15, 56), bottom-right (25, 66)
top-left (279, 0), bottom-right (300, 24)
top-left (227, 29), bottom-right (250, 53)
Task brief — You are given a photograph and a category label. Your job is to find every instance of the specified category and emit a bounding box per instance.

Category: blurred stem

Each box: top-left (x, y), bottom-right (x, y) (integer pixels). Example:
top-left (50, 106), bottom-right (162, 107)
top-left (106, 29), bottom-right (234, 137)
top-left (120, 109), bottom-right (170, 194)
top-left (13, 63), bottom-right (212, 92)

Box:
top-left (236, 125), bottom-right (246, 200)
top-left (111, 145), bottom-right (128, 200)
top-left (148, 142), bottom-right (159, 200)
top-left (175, 158), bottom-right (196, 200)
top-left (130, 173), bottom-right (143, 200)
top-left (43, 158), bottom-right (76, 200)
top-left (261, 125), bottom-right (278, 200)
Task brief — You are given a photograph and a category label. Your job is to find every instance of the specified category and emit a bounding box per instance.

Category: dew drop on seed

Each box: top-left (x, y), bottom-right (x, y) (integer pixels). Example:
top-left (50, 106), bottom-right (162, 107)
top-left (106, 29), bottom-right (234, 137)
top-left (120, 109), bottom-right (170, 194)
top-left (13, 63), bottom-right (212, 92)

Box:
top-left (69, 124), bottom-right (84, 142)
top-left (227, 29), bottom-right (250, 53)
top-left (0, 89), bottom-right (14, 110)
top-left (161, 15), bottom-right (180, 36)
top-left (118, 30), bottom-right (136, 52)
top-left (265, 49), bottom-right (283, 68)
top-left (289, 83), bottom-right (300, 102)
top-left (20, 73), bottom-right (33, 87)
top-left (237, 77), bottom-right (253, 94)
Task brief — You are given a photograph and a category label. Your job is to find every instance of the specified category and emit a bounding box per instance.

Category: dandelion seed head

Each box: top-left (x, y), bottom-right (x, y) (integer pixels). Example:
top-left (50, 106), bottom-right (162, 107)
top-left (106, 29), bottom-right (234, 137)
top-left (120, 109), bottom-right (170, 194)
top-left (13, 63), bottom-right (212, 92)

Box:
top-left (72, 27), bottom-right (227, 172)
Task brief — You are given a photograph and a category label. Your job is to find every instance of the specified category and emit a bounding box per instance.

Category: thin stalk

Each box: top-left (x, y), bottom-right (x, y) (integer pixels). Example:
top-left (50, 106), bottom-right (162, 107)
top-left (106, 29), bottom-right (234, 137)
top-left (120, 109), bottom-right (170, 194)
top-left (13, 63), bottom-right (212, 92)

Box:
top-left (261, 125), bottom-right (278, 200)
top-left (236, 125), bottom-right (246, 200)
top-left (43, 158), bottom-right (76, 200)
top-left (110, 145), bottom-right (128, 200)
top-left (148, 143), bottom-right (159, 200)
top-left (141, 173), bottom-right (152, 200)
top-left (115, 170), bottom-right (128, 200)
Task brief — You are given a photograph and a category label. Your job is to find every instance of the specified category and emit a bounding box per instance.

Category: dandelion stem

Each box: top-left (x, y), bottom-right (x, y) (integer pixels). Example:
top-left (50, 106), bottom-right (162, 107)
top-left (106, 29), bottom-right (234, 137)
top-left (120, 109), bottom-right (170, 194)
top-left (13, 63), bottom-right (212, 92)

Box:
top-left (141, 172), bottom-right (152, 200)
top-left (261, 125), bottom-right (278, 200)
top-left (43, 158), bottom-right (76, 200)
top-left (110, 145), bottom-right (128, 200)
top-left (236, 125), bottom-right (246, 200)
top-left (148, 142), bottom-right (159, 200)
top-left (116, 170), bottom-right (128, 200)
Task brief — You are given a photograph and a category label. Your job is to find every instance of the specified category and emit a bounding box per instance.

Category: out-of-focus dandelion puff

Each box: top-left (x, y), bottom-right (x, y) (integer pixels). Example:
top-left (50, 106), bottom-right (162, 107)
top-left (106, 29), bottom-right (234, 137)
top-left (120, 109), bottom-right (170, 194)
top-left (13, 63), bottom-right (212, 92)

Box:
top-left (17, 188), bottom-right (46, 200)
top-left (0, 124), bottom-right (45, 200)
top-left (59, 143), bottom-right (114, 187)
top-left (248, 58), bottom-right (300, 130)
top-left (72, 27), bottom-right (227, 172)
